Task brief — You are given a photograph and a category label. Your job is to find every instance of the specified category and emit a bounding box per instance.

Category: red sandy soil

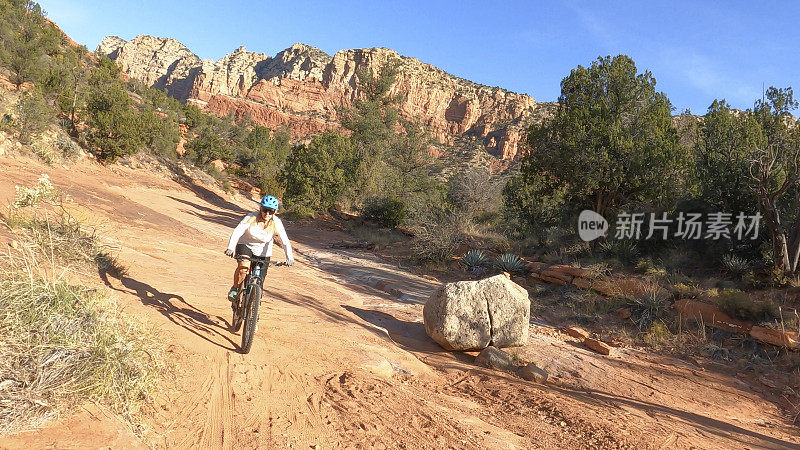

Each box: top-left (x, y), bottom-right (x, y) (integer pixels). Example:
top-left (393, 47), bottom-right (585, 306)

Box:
top-left (0, 152), bottom-right (798, 449)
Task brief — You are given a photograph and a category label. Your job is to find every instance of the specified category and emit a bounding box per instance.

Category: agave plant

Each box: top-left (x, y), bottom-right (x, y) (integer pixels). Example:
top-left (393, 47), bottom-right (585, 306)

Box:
top-left (494, 253), bottom-right (527, 275)
top-left (721, 253), bottom-right (751, 277)
top-left (461, 249), bottom-right (489, 271)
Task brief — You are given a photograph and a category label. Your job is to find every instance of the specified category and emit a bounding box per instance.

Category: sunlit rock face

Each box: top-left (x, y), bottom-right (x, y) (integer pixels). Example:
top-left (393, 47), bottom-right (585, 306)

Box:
top-left (99, 35), bottom-right (548, 160)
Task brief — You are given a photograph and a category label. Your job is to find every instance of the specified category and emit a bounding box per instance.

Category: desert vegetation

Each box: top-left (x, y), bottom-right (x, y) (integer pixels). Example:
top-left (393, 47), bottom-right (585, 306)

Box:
top-left (0, 176), bottom-right (163, 434)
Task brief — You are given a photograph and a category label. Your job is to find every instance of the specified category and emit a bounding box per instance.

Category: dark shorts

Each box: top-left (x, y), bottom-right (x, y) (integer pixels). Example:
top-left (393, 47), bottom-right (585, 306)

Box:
top-left (235, 244), bottom-right (269, 282)
top-left (235, 243), bottom-right (255, 258)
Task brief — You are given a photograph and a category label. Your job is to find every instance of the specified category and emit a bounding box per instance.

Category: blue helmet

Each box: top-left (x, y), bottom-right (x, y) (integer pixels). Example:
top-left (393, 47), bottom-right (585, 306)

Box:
top-left (260, 195), bottom-right (279, 211)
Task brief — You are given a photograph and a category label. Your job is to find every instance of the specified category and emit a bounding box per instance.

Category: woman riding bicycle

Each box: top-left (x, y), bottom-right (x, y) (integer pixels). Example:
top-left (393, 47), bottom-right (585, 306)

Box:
top-left (224, 195), bottom-right (294, 302)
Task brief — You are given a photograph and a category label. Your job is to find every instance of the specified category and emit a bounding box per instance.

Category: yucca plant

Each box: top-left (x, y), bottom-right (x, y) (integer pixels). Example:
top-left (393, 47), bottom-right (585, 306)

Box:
top-left (461, 249), bottom-right (489, 272)
top-left (721, 254), bottom-right (751, 277)
top-left (629, 288), bottom-right (670, 329)
top-left (598, 239), bottom-right (639, 264)
top-left (494, 253), bottom-right (527, 275)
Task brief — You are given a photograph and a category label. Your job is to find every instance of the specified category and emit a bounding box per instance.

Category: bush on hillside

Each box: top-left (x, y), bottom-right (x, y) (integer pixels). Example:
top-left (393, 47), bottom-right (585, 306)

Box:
top-left (85, 81), bottom-right (143, 162)
top-left (14, 89), bottom-right (54, 144)
top-left (362, 196), bottom-right (406, 228)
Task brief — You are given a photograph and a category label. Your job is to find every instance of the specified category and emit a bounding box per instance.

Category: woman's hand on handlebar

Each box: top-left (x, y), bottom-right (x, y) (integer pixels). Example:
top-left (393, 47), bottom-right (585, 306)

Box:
top-left (224, 248), bottom-right (234, 257)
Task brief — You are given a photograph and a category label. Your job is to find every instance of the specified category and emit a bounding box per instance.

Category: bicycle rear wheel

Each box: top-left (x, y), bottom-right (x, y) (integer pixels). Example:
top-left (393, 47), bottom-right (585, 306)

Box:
top-left (240, 284), bottom-right (261, 354)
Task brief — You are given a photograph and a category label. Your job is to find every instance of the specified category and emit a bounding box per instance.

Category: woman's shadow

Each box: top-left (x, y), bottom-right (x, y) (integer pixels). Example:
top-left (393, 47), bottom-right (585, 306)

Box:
top-left (98, 266), bottom-right (239, 351)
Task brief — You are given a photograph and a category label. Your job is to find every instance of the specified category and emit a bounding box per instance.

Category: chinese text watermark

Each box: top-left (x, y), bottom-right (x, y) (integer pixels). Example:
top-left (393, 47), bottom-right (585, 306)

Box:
top-left (578, 210), bottom-right (761, 242)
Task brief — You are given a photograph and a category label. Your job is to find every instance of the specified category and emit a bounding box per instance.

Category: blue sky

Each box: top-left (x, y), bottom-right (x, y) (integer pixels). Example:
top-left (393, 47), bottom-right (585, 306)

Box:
top-left (39, 0), bottom-right (798, 114)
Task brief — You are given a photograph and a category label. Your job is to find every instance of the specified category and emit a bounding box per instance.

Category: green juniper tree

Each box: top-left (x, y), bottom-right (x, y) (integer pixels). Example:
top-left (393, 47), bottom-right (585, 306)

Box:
top-left (507, 55), bottom-right (689, 234)
top-left (280, 130), bottom-right (357, 212)
top-left (84, 58), bottom-right (143, 162)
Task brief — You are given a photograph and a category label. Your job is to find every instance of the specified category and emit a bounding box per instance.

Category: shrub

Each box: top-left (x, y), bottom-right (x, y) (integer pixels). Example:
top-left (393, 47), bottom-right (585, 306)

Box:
top-left (6, 178), bottom-right (128, 277)
top-left (635, 257), bottom-right (656, 274)
top-left (281, 131), bottom-right (356, 212)
top-left (714, 289), bottom-right (777, 322)
top-left (184, 128), bottom-right (231, 167)
top-left (56, 135), bottom-right (81, 160)
top-left (85, 82), bottom-right (144, 162)
top-left (411, 218), bottom-right (462, 262)
top-left (362, 196), bottom-right (406, 228)
top-left (32, 142), bottom-right (57, 164)
top-left (11, 174), bottom-right (56, 209)
top-left (643, 321), bottom-right (673, 349)
top-left (14, 89), bottom-right (54, 145)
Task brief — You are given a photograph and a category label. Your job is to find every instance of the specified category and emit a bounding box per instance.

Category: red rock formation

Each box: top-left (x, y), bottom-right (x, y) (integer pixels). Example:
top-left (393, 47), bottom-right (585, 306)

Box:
top-left (194, 95), bottom-right (342, 137)
top-left (99, 36), bottom-right (548, 160)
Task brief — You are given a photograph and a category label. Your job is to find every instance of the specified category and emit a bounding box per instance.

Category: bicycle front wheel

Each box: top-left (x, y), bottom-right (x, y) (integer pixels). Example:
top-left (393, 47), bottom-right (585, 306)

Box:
top-left (240, 284), bottom-right (261, 354)
top-left (231, 287), bottom-right (244, 332)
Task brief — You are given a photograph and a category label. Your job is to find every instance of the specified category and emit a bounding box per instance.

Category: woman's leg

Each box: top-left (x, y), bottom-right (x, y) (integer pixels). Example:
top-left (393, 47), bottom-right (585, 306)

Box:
top-left (233, 260), bottom-right (248, 288)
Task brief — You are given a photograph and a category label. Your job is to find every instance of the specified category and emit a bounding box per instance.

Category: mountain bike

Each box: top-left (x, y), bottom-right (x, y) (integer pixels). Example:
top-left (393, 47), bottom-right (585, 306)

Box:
top-left (231, 255), bottom-right (287, 354)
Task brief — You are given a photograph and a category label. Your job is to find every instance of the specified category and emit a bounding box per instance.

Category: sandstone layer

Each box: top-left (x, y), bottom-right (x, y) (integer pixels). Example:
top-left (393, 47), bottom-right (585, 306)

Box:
top-left (99, 35), bottom-right (548, 159)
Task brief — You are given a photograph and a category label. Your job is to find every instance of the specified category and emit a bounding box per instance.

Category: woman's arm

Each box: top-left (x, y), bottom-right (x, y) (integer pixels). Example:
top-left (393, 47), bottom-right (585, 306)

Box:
top-left (274, 217), bottom-right (294, 265)
top-left (226, 213), bottom-right (253, 253)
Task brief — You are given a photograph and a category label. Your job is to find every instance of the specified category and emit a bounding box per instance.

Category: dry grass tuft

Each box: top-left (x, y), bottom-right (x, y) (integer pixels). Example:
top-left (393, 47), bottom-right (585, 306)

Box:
top-left (0, 176), bottom-right (158, 434)
top-left (0, 247), bottom-right (162, 434)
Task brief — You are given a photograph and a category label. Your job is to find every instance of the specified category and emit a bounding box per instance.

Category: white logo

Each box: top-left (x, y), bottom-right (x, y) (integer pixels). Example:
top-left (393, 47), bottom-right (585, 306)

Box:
top-left (578, 210), bottom-right (608, 242)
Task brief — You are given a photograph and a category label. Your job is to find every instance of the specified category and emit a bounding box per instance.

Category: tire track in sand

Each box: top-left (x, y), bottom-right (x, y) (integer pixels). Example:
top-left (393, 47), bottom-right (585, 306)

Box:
top-left (195, 352), bottom-right (234, 449)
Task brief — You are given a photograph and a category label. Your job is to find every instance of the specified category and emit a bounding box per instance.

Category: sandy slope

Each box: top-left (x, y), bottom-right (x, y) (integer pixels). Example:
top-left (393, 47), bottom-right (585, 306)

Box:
top-left (1, 154), bottom-right (798, 449)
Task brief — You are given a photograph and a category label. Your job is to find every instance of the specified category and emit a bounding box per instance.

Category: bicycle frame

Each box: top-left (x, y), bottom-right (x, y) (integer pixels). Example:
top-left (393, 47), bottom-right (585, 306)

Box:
top-left (232, 255), bottom-right (287, 353)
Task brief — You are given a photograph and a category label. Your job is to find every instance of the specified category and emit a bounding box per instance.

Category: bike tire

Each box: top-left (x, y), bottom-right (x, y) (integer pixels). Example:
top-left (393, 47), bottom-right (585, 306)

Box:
top-left (240, 284), bottom-right (261, 354)
top-left (231, 287), bottom-right (244, 332)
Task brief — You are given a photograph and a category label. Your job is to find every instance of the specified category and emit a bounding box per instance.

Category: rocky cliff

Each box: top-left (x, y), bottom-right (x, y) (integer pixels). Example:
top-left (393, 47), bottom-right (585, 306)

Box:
top-left (98, 35), bottom-right (547, 159)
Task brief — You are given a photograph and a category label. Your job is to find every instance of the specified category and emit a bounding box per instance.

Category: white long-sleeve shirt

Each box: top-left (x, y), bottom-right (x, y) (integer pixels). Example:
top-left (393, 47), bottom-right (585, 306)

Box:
top-left (226, 212), bottom-right (293, 260)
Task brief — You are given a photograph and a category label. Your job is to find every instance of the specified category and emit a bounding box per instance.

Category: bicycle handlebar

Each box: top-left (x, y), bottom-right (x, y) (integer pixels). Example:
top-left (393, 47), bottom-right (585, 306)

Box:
top-left (235, 254), bottom-right (288, 266)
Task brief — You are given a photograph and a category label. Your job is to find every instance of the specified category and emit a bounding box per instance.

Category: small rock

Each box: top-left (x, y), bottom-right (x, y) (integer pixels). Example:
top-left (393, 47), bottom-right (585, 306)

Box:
top-left (750, 326), bottom-right (800, 350)
top-left (519, 363), bottom-right (548, 383)
top-left (614, 308), bottom-right (632, 320)
top-left (566, 326), bottom-right (590, 340)
top-left (511, 276), bottom-right (528, 289)
top-left (475, 346), bottom-right (514, 370)
top-left (572, 277), bottom-right (592, 289)
top-left (759, 376), bottom-right (778, 389)
top-left (541, 268), bottom-right (573, 283)
top-left (583, 337), bottom-right (612, 355)
top-left (540, 274), bottom-right (568, 285)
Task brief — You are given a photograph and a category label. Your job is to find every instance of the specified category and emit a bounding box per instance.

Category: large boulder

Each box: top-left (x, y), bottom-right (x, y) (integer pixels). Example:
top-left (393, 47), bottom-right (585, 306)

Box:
top-left (423, 274), bottom-right (530, 351)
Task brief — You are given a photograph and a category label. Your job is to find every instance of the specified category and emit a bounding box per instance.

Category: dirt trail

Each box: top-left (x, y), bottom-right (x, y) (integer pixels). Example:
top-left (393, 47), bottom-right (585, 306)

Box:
top-left (1, 155), bottom-right (799, 449)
